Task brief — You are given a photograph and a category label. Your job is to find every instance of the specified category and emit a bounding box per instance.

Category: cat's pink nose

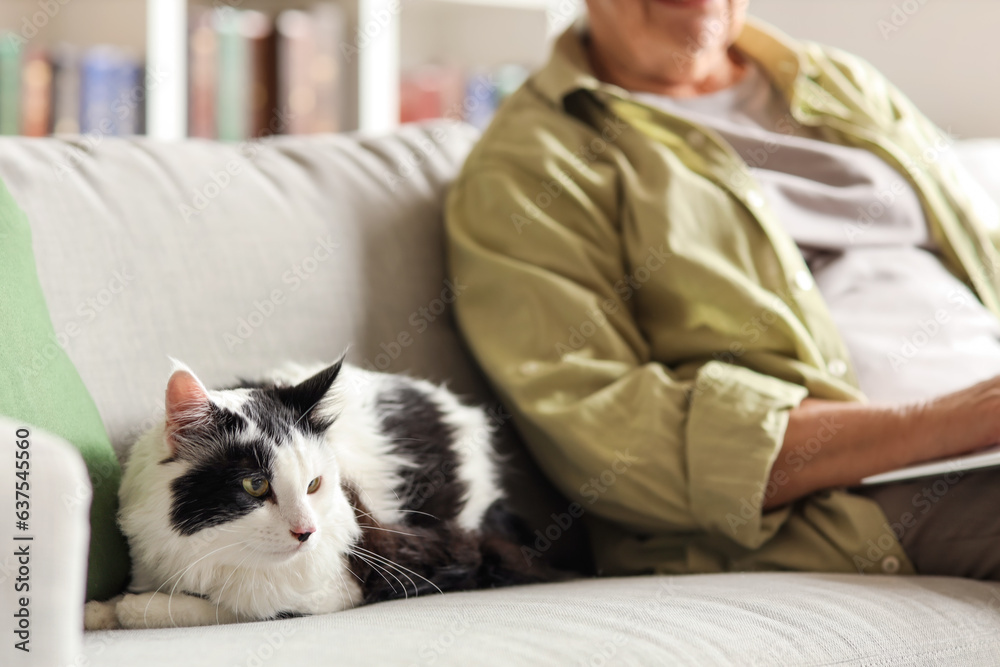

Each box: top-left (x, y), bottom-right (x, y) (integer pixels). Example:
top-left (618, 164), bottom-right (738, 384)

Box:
top-left (291, 527), bottom-right (315, 543)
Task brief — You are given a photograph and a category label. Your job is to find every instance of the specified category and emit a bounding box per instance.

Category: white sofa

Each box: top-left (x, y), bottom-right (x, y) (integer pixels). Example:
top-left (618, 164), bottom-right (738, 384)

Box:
top-left (4, 123), bottom-right (1000, 666)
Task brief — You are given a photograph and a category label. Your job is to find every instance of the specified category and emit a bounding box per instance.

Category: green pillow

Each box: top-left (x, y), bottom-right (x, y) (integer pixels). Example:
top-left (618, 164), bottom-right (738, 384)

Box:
top-left (0, 177), bottom-right (129, 600)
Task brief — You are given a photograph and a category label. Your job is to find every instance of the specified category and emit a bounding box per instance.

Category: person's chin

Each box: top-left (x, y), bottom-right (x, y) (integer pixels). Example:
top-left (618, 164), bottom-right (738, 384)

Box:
top-left (650, 0), bottom-right (714, 7)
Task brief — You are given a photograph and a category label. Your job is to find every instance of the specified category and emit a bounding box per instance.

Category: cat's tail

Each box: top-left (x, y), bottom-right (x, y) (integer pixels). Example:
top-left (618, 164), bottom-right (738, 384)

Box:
top-left (475, 500), bottom-right (574, 588)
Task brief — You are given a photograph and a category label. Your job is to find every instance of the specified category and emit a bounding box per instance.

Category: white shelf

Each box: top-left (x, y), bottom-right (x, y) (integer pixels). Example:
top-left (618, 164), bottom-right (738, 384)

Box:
top-left (357, 0), bottom-right (400, 133)
top-left (147, 0), bottom-right (187, 140)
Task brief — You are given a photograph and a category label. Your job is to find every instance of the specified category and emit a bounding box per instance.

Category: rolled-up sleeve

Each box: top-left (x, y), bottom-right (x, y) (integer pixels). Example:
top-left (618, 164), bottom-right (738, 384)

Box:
top-left (445, 150), bottom-right (807, 549)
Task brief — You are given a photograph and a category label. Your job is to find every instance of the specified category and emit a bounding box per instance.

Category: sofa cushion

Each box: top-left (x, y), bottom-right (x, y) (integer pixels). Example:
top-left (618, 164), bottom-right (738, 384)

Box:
top-left (83, 573), bottom-right (1000, 666)
top-left (0, 125), bottom-right (483, 457)
top-left (0, 177), bottom-right (129, 600)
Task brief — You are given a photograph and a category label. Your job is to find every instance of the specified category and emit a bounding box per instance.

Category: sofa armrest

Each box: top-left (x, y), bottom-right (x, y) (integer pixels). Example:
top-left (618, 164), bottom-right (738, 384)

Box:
top-left (0, 417), bottom-right (90, 667)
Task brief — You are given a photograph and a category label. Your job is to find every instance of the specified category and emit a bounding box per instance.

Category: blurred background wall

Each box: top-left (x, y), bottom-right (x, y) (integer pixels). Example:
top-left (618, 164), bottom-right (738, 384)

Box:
top-left (0, 0), bottom-right (995, 139)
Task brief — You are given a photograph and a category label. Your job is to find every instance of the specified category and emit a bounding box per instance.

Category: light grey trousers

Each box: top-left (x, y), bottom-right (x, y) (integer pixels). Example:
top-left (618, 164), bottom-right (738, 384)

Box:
top-left (853, 468), bottom-right (1000, 580)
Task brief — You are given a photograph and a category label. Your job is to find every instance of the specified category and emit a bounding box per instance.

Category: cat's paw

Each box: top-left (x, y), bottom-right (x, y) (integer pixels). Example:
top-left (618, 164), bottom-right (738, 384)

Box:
top-left (84, 596), bottom-right (123, 630)
top-left (116, 591), bottom-right (235, 629)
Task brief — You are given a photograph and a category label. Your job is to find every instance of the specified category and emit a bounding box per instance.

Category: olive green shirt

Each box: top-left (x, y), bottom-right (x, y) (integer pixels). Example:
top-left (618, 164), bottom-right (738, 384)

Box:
top-left (445, 19), bottom-right (1000, 577)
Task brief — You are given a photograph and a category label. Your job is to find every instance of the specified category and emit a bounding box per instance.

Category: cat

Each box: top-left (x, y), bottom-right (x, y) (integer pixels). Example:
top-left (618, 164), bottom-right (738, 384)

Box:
top-left (87, 355), bottom-right (546, 629)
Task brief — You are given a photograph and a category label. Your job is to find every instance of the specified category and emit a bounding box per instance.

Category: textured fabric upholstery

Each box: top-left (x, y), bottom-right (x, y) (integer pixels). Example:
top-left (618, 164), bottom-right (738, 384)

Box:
top-left (83, 574), bottom-right (1000, 666)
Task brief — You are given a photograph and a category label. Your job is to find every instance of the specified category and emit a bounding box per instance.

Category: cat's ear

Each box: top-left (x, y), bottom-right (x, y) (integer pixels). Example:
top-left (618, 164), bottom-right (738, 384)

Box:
top-left (164, 360), bottom-right (211, 454)
top-left (282, 356), bottom-right (345, 426)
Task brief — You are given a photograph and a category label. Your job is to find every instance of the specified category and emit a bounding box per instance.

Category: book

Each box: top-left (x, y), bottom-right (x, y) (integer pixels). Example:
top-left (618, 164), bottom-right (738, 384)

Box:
top-left (401, 66), bottom-right (465, 124)
top-left (0, 33), bottom-right (22, 135)
top-left (215, 8), bottom-right (249, 142)
top-left (462, 70), bottom-right (496, 130)
top-left (276, 9), bottom-right (316, 135)
top-left (274, 3), bottom-right (346, 136)
top-left (243, 9), bottom-right (277, 138)
top-left (861, 445), bottom-right (1000, 485)
top-left (188, 7), bottom-right (218, 139)
top-left (50, 44), bottom-right (81, 134)
top-left (80, 47), bottom-right (141, 136)
top-left (310, 2), bottom-right (345, 134)
top-left (20, 50), bottom-right (51, 137)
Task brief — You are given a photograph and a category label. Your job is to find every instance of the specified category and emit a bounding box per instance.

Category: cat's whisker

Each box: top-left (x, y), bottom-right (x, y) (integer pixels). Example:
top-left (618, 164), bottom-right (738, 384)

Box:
top-left (364, 525), bottom-right (421, 538)
top-left (394, 509), bottom-right (438, 520)
top-left (215, 545), bottom-right (255, 625)
top-left (144, 539), bottom-right (253, 628)
top-left (336, 568), bottom-right (356, 609)
top-left (350, 552), bottom-right (405, 597)
top-left (234, 557), bottom-right (252, 623)
top-left (360, 553), bottom-right (419, 598)
top-left (352, 546), bottom-right (444, 596)
top-left (356, 552), bottom-right (411, 598)
top-left (248, 555), bottom-right (262, 618)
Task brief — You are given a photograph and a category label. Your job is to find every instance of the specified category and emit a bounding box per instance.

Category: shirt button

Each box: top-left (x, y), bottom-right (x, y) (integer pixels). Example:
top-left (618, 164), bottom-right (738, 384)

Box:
top-left (827, 359), bottom-right (848, 377)
top-left (881, 556), bottom-right (901, 574)
top-left (746, 191), bottom-right (765, 209)
top-left (794, 270), bottom-right (814, 291)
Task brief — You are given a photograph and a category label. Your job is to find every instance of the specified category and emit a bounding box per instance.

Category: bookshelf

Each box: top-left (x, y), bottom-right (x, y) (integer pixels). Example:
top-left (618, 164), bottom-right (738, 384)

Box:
top-left (0, 0), bottom-right (581, 139)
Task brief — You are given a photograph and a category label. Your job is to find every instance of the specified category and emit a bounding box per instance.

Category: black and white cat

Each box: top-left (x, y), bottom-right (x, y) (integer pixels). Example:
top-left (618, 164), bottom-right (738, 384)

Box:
top-left (88, 356), bottom-right (542, 629)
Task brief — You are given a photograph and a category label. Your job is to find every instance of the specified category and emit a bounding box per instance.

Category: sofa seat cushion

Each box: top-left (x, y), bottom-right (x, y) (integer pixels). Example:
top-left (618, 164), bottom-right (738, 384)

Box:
top-left (85, 573), bottom-right (1000, 666)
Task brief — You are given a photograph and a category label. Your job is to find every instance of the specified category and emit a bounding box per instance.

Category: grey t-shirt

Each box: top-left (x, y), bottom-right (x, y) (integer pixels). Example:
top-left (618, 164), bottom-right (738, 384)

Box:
top-left (634, 64), bottom-right (1000, 403)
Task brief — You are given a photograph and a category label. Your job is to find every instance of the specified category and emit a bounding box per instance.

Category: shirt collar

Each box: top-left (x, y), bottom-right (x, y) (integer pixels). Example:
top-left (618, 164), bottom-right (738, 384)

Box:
top-left (531, 17), bottom-right (813, 108)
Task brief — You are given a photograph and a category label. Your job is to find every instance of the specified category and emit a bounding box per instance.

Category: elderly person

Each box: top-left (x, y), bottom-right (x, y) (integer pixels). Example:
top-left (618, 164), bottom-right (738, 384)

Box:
top-left (445, 0), bottom-right (1000, 580)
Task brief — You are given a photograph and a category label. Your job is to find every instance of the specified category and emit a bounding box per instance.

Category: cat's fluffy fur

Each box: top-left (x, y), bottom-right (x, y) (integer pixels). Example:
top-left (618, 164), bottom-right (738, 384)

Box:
top-left (89, 357), bottom-right (541, 629)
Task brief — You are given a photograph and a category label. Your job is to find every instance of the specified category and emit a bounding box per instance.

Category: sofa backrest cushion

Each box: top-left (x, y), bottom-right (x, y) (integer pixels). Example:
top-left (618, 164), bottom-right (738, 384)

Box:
top-left (0, 123), bottom-right (485, 454)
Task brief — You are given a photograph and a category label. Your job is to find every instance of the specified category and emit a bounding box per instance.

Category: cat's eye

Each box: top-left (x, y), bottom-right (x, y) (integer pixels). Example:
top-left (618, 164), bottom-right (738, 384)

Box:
top-left (242, 477), bottom-right (269, 498)
top-left (307, 476), bottom-right (322, 494)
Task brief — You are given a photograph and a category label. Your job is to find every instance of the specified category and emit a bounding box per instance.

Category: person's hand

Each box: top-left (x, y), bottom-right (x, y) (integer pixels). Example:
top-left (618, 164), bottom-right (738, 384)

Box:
top-left (765, 376), bottom-right (1000, 509)
top-left (917, 374), bottom-right (1000, 459)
